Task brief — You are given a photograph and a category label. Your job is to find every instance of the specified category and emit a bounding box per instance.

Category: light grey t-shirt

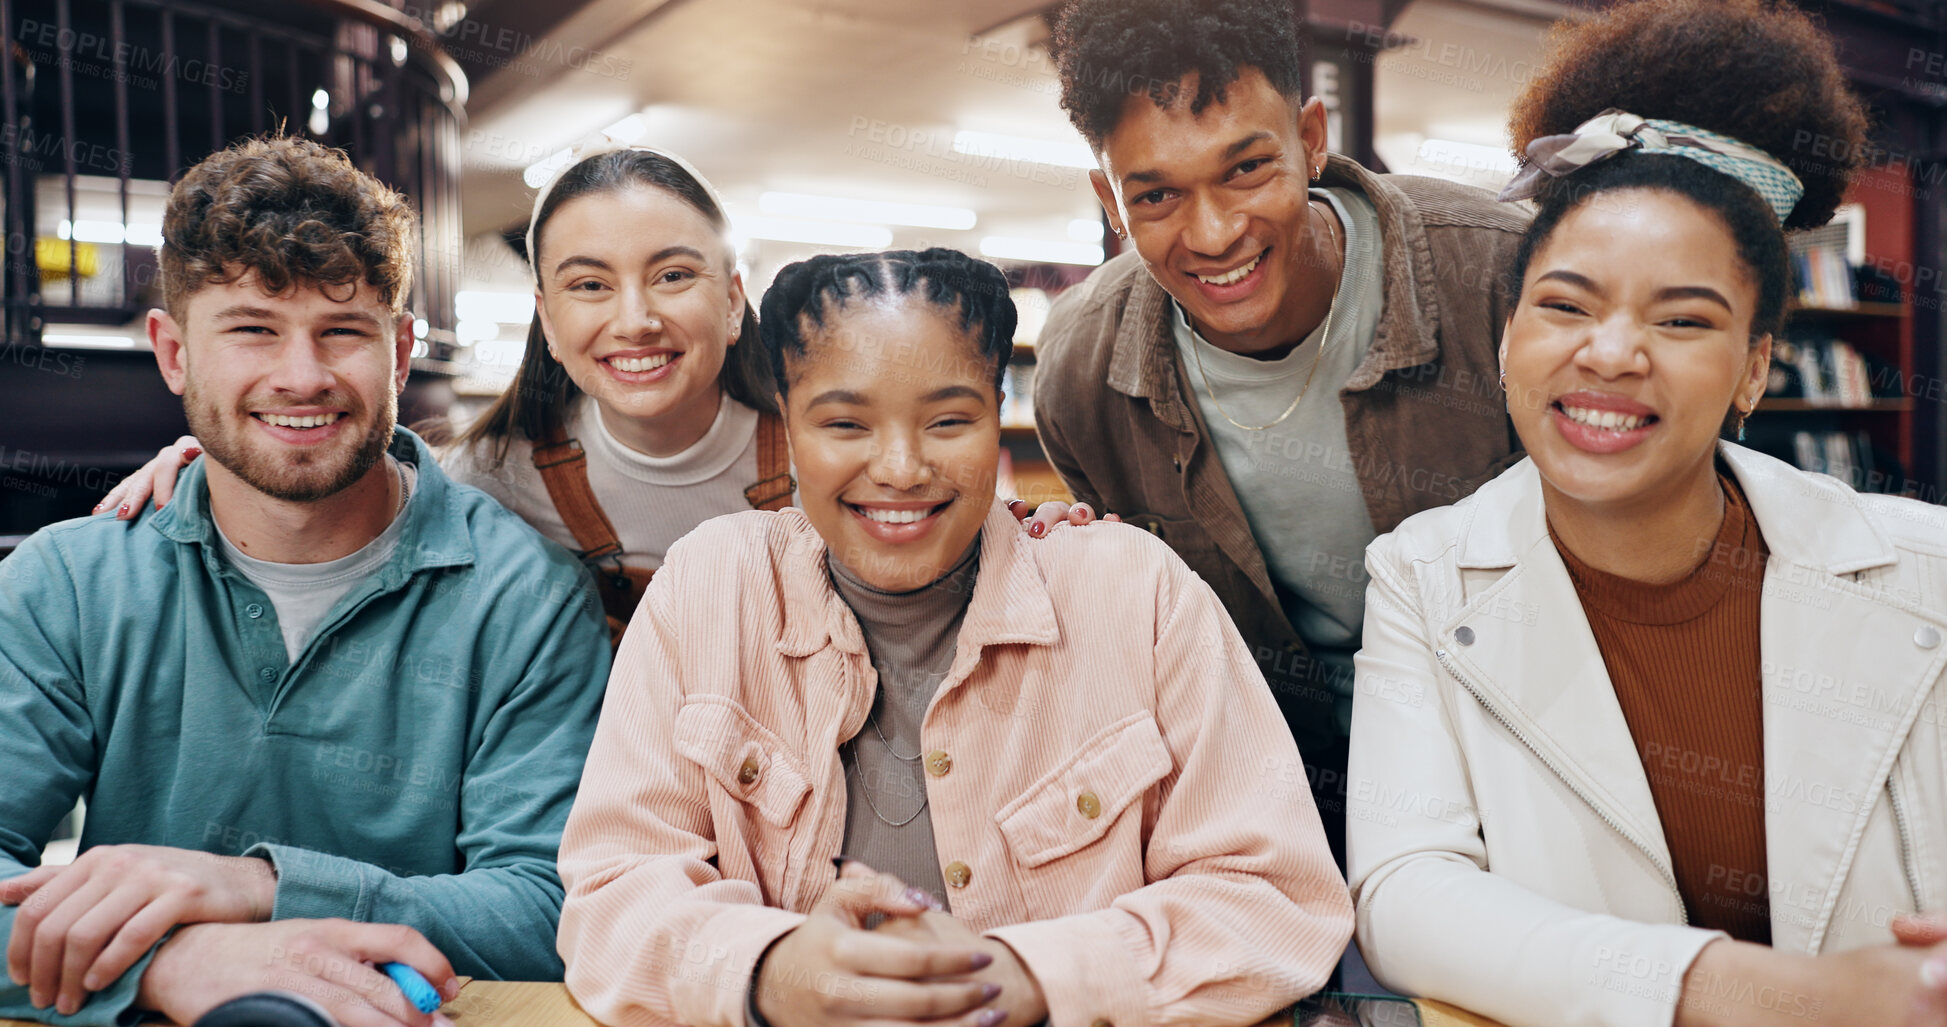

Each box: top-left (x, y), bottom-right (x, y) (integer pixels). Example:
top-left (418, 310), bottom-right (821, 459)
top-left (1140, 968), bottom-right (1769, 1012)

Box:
top-left (440, 392), bottom-right (762, 571)
top-left (1171, 185), bottom-right (1384, 734)
top-left (216, 460), bottom-right (418, 662)
top-left (828, 540), bottom-right (979, 910)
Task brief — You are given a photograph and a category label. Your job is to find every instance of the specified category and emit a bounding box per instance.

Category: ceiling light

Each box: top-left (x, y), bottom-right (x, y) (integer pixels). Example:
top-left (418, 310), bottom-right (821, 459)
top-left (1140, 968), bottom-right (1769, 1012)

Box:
top-left (952, 130), bottom-right (1094, 170)
top-left (455, 290), bottom-right (536, 324)
top-left (730, 215), bottom-right (892, 249)
top-left (57, 219), bottom-right (160, 246)
top-left (523, 148), bottom-right (575, 189)
top-left (41, 333), bottom-right (139, 349)
top-left (978, 236), bottom-right (1103, 266)
top-left (455, 319), bottom-right (501, 346)
top-left (1414, 138), bottom-right (1516, 174)
top-left (759, 192), bottom-right (975, 231)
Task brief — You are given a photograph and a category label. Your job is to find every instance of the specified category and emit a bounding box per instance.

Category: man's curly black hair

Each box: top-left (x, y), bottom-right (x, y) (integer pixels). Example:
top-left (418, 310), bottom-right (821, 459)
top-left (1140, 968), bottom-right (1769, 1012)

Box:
top-left (1052, 0), bottom-right (1303, 149)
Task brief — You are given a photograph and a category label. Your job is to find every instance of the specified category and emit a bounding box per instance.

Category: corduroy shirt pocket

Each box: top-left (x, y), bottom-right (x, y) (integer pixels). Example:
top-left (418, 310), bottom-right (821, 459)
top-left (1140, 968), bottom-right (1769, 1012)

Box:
top-left (995, 712), bottom-right (1174, 916)
top-left (674, 697), bottom-right (813, 829)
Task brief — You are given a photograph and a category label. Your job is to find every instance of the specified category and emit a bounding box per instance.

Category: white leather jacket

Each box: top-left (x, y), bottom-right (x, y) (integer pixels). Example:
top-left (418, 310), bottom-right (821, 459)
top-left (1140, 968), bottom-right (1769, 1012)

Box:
top-left (1348, 444), bottom-right (1946, 1027)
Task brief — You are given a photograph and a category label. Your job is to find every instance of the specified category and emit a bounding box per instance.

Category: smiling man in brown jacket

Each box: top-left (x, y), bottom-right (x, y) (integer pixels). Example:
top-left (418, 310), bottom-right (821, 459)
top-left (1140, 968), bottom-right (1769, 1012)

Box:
top-left (1035, 0), bottom-right (1528, 864)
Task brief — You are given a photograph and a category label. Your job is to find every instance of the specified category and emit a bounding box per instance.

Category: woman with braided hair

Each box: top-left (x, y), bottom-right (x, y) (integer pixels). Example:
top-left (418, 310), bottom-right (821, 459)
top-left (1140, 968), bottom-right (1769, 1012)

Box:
top-left (555, 247), bottom-right (1352, 1027)
top-left (1346, 2), bottom-right (1947, 1025)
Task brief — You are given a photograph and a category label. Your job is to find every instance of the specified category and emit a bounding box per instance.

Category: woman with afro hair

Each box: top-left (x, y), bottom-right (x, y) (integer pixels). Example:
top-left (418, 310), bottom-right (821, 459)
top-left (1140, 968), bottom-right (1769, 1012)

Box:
top-left (1346, 2), bottom-right (1947, 1025)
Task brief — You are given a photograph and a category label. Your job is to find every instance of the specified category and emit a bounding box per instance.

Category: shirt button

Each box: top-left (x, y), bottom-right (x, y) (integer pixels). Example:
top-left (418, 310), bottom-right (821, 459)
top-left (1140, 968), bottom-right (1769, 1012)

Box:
top-left (244, 603), bottom-right (264, 619)
top-left (737, 756), bottom-right (761, 786)
top-left (258, 667), bottom-right (276, 681)
top-left (1076, 791), bottom-right (1101, 819)
top-left (1917, 625), bottom-right (1942, 650)
top-left (1454, 625), bottom-right (1476, 646)
top-left (944, 861), bottom-right (971, 889)
top-left (925, 750), bottom-right (952, 777)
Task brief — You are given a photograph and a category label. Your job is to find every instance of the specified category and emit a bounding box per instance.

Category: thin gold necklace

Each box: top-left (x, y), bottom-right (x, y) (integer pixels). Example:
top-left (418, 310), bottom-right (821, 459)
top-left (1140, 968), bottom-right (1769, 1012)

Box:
top-left (1189, 199), bottom-right (1343, 432)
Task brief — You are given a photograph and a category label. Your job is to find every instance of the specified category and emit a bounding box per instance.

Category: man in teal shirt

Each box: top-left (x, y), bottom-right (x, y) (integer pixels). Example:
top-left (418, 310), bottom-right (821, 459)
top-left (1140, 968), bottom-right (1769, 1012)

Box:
top-left (0, 137), bottom-right (609, 1026)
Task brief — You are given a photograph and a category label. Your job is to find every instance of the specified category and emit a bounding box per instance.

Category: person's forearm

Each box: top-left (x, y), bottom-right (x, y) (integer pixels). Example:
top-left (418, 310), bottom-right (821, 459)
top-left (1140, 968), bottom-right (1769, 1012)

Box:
top-left (1675, 940), bottom-right (1831, 1027)
top-left (248, 844), bottom-right (565, 980)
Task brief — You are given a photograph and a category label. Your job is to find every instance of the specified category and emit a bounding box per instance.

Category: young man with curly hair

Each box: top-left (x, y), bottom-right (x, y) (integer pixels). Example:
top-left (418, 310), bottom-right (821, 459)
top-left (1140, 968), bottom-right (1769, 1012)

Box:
top-left (0, 137), bottom-right (609, 1027)
top-left (1032, 0), bottom-right (1529, 864)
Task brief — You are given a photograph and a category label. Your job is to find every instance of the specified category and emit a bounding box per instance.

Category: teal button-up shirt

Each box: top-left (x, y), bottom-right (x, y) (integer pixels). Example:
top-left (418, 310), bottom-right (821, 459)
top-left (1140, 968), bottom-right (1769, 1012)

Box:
top-left (0, 428), bottom-right (610, 1025)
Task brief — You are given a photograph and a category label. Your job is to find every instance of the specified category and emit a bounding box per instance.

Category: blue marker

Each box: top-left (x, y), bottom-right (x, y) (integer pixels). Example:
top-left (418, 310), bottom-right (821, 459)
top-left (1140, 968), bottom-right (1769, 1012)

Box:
top-left (379, 962), bottom-right (443, 1015)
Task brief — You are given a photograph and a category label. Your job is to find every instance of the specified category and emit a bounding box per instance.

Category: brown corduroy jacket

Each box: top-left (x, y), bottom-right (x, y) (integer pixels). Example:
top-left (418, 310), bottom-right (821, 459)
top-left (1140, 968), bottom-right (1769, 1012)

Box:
top-left (1033, 156), bottom-right (1530, 776)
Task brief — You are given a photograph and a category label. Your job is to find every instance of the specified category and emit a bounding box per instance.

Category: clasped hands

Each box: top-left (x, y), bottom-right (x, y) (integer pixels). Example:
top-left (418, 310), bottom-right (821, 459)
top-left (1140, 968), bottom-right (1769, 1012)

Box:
top-left (755, 861), bottom-right (1047, 1027)
top-left (2, 844), bottom-right (455, 1026)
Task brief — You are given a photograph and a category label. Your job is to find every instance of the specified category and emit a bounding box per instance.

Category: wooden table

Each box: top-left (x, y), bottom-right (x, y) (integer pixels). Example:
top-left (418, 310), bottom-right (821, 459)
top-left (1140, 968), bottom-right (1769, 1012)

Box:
top-left (0, 982), bottom-right (1508, 1026)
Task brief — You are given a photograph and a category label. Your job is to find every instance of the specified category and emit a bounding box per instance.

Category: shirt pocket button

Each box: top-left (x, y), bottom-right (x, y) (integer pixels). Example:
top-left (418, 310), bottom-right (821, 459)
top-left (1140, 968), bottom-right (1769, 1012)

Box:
top-left (944, 861), bottom-right (971, 888)
top-left (1075, 791), bottom-right (1102, 819)
top-left (245, 604), bottom-right (264, 619)
top-left (925, 750), bottom-right (952, 777)
top-left (737, 756), bottom-right (761, 786)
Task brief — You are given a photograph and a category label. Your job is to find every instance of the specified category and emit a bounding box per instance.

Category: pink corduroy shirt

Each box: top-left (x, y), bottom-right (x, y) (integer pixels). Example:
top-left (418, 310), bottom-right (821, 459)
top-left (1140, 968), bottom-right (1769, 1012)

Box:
top-left (556, 499), bottom-right (1353, 1027)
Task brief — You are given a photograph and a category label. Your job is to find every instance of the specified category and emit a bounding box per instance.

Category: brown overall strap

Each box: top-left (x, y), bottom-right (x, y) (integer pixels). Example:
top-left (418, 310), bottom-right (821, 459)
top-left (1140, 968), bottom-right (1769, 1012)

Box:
top-left (531, 422), bottom-right (626, 562)
top-left (744, 410), bottom-right (795, 510)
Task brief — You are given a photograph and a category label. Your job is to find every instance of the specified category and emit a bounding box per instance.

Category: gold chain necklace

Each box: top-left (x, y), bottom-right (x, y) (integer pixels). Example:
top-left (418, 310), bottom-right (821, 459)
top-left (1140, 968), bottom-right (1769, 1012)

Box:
top-left (1189, 199), bottom-right (1343, 432)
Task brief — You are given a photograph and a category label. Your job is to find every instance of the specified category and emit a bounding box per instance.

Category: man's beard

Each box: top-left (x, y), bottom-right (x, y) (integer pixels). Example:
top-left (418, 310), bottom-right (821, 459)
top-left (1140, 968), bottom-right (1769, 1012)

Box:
top-left (184, 380), bottom-right (395, 503)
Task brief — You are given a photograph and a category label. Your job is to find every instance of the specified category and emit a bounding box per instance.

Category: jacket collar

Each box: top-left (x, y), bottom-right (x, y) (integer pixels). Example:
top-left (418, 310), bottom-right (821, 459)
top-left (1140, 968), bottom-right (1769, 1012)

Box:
top-left (775, 498), bottom-right (1060, 662)
top-left (1453, 443), bottom-right (1897, 575)
top-left (1439, 443), bottom-right (1933, 950)
top-left (150, 426), bottom-right (476, 580)
top-left (1103, 153), bottom-right (1444, 415)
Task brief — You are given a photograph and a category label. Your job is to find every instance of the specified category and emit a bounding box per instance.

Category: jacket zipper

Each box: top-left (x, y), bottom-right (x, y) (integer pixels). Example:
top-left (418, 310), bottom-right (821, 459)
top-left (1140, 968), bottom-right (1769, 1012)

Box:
top-left (1886, 776), bottom-right (1925, 907)
top-left (1435, 647), bottom-right (1688, 924)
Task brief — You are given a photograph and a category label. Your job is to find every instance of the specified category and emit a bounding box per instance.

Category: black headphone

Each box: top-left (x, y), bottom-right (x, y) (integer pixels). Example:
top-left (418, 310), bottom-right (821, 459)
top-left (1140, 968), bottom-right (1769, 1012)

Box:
top-left (192, 992), bottom-right (338, 1027)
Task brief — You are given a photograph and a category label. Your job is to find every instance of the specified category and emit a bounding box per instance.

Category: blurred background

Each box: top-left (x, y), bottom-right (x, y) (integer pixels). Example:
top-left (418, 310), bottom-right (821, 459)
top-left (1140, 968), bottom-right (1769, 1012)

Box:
top-left (4, 0), bottom-right (1947, 558)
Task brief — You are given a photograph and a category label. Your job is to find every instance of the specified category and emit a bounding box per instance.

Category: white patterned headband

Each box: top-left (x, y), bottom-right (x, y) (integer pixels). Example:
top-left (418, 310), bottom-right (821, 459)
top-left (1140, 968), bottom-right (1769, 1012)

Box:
top-left (523, 139), bottom-right (731, 285)
top-left (1497, 108), bottom-right (1805, 224)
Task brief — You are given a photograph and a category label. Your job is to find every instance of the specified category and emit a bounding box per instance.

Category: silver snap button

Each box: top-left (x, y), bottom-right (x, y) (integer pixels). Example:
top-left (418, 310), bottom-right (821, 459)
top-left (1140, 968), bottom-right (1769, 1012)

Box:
top-left (1918, 625), bottom-right (1942, 650)
top-left (245, 603), bottom-right (264, 619)
top-left (1454, 626), bottom-right (1476, 646)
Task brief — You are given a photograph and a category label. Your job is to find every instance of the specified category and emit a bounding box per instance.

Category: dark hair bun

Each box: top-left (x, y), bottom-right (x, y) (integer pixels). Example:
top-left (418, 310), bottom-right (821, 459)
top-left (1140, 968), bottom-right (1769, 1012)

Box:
top-left (1507, 0), bottom-right (1868, 230)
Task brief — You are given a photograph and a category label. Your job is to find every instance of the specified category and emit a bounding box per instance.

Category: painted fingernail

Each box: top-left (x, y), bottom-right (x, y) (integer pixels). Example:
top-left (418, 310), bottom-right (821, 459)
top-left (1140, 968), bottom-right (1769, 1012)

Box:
top-left (902, 887), bottom-right (933, 908)
top-left (90, 503), bottom-right (103, 514)
top-left (183, 447), bottom-right (201, 459)
top-left (979, 1009), bottom-right (1007, 1027)
top-left (980, 983), bottom-right (1001, 1001)
top-left (969, 952), bottom-right (993, 970)
top-left (117, 504), bottom-right (130, 518)
top-left (1029, 521), bottom-right (1045, 537)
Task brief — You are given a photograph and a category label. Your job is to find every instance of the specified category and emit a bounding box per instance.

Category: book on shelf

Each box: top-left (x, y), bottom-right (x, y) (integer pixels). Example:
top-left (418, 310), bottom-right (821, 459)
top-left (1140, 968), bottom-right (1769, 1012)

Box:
top-left (1000, 362), bottom-right (1036, 429)
top-left (1790, 244), bottom-right (1856, 309)
top-left (1764, 330), bottom-right (1883, 406)
top-left (1785, 429), bottom-right (1879, 490)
